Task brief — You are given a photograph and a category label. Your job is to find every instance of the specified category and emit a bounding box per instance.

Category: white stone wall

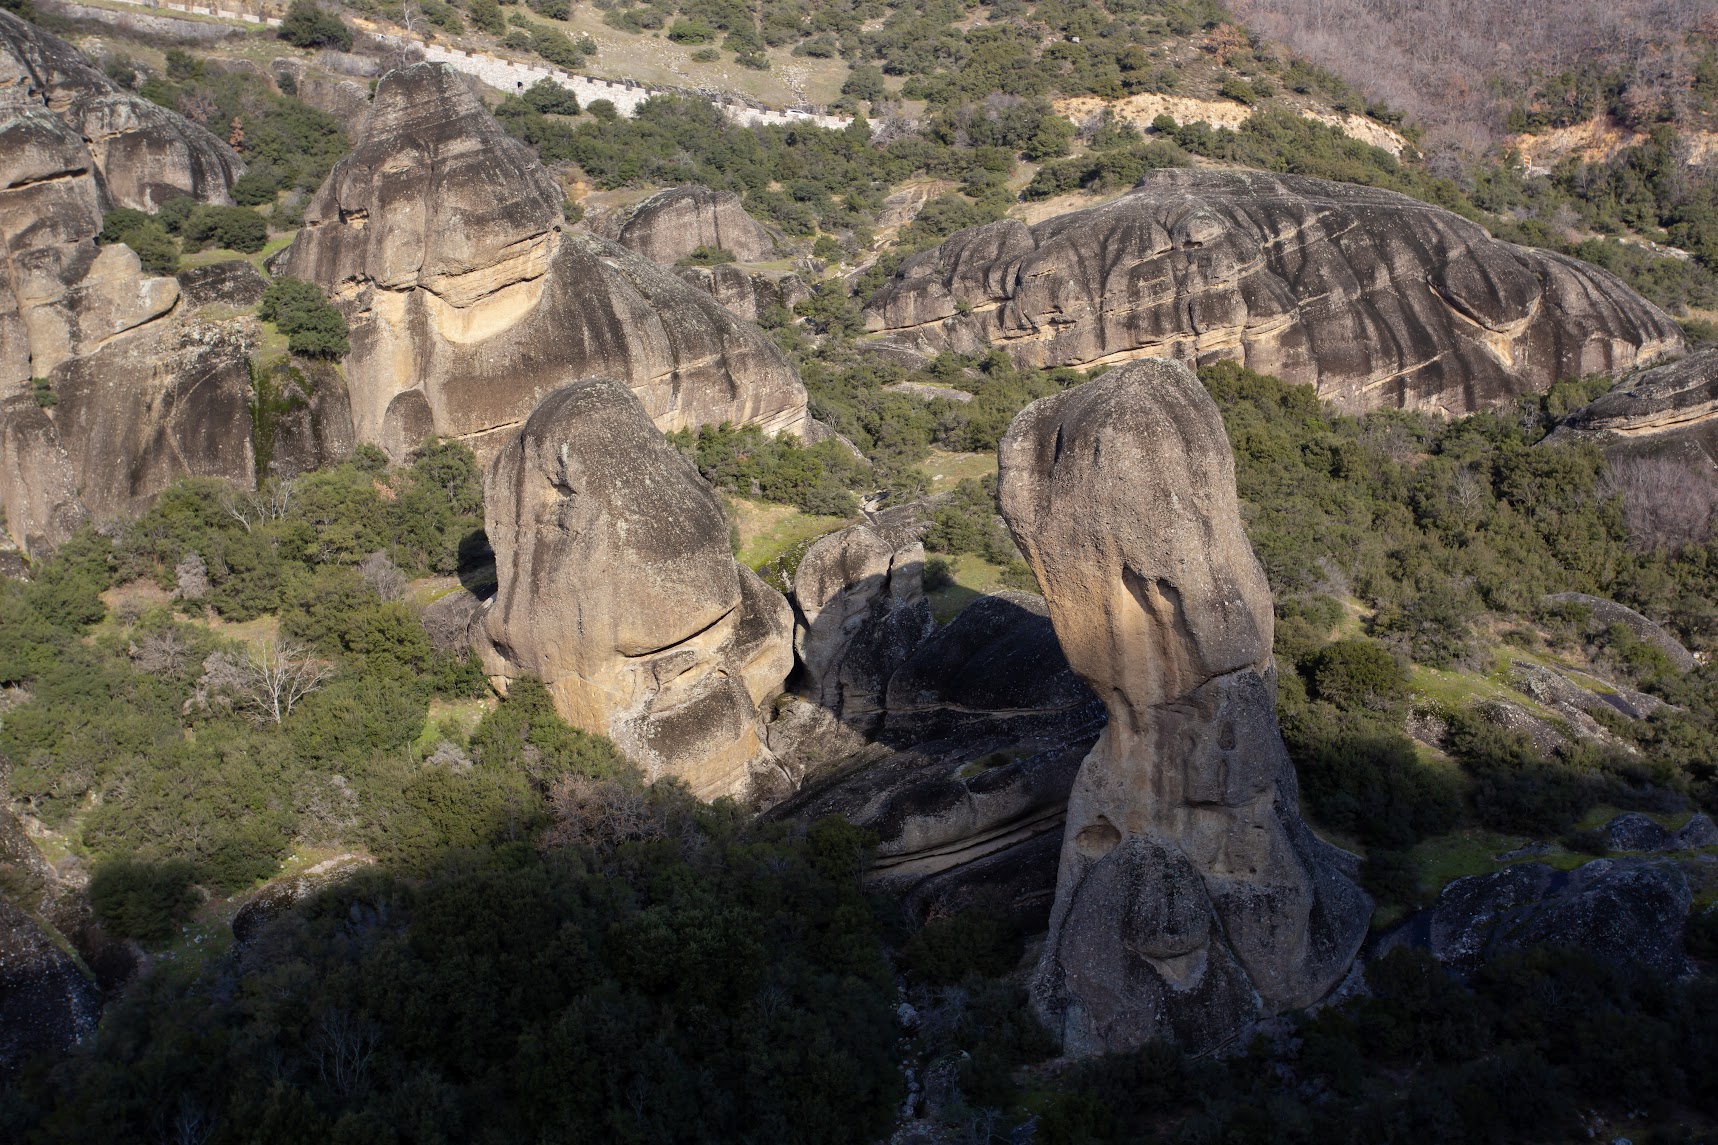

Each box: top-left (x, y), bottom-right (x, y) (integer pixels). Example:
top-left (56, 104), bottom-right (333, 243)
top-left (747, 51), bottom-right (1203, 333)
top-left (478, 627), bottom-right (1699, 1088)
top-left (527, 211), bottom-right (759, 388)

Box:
top-left (102, 0), bottom-right (850, 128)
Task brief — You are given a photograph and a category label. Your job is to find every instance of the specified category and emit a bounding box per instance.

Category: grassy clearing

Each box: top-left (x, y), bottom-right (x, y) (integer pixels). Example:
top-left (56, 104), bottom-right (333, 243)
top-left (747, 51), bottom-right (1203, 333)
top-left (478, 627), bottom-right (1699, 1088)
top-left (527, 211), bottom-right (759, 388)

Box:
top-left (927, 552), bottom-right (1016, 624)
top-left (179, 231), bottom-right (296, 274)
top-left (1411, 828), bottom-right (1592, 893)
top-left (920, 448), bottom-right (996, 487)
top-left (731, 497), bottom-right (852, 570)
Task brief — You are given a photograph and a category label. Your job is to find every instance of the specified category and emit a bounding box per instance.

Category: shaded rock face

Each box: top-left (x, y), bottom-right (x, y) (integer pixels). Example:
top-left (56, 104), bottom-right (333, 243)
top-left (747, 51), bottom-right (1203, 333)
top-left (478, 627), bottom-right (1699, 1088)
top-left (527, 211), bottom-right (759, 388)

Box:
top-left (791, 523), bottom-right (935, 732)
top-left (997, 357), bottom-right (1369, 1057)
top-left (1548, 347), bottom-right (1718, 465)
top-left (771, 588), bottom-right (1103, 928)
top-left (279, 65), bottom-right (807, 463)
top-left (0, 9), bottom-right (242, 211)
top-left (49, 318), bottom-right (258, 519)
top-left (1425, 859), bottom-right (1691, 977)
top-left (473, 377), bottom-right (794, 799)
top-left (865, 169), bottom-right (1683, 416)
top-left (619, 185), bottom-right (775, 265)
top-left (176, 259), bottom-right (269, 310)
top-left (0, 895), bottom-right (99, 1076)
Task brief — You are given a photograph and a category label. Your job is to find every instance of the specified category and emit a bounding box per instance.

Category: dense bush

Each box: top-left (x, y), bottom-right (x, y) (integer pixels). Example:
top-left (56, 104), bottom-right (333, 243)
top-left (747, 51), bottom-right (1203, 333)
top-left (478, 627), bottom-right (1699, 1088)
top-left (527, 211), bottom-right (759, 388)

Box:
top-left (24, 815), bottom-right (900, 1144)
top-left (87, 858), bottom-right (201, 943)
top-left (259, 276), bottom-right (350, 358)
top-left (672, 422), bottom-right (870, 516)
top-left (277, 0), bottom-right (353, 50)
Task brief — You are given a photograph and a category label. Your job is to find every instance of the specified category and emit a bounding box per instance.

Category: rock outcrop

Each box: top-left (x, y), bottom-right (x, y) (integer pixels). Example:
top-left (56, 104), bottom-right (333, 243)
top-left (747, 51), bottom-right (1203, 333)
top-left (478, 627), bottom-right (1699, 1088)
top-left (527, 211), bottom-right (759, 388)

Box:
top-left (1421, 858), bottom-right (1691, 977)
top-left (1, 9), bottom-right (242, 211)
top-left (0, 11), bottom-right (251, 553)
top-left (1544, 592), bottom-right (1697, 673)
top-left (997, 357), bottom-right (1370, 1056)
top-left (473, 377), bottom-right (795, 799)
top-left (791, 523), bottom-right (935, 732)
top-left (619, 185), bottom-right (775, 265)
top-left (1548, 347), bottom-right (1718, 465)
top-left (0, 895), bottom-right (99, 1076)
top-left (865, 169), bottom-right (1683, 416)
top-left (278, 64), bottom-right (807, 462)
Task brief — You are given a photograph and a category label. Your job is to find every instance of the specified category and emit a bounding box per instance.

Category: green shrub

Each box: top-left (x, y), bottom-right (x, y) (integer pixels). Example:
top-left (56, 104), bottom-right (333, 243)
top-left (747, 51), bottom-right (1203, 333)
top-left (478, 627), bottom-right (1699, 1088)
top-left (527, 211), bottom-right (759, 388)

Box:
top-left (277, 0), bottom-right (353, 50)
top-left (1313, 638), bottom-right (1411, 716)
top-left (522, 77), bottom-right (579, 115)
top-left (88, 858), bottom-right (201, 943)
top-left (259, 276), bottom-right (350, 358)
top-left (182, 205), bottom-right (269, 253)
top-left (902, 908), bottom-right (1023, 985)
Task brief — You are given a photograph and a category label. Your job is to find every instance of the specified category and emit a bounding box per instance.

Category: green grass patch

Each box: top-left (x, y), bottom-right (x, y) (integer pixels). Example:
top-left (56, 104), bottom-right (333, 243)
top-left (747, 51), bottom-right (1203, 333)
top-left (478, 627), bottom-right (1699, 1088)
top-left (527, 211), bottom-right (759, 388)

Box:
top-left (920, 448), bottom-right (997, 487)
top-left (927, 552), bottom-right (1020, 624)
top-left (733, 498), bottom-right (852, 570)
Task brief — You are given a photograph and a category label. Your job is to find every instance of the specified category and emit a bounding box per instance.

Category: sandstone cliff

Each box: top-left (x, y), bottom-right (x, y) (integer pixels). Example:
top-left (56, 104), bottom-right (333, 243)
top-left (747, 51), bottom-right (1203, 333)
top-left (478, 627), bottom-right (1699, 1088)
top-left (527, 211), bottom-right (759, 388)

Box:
top-left (473, 377), bottom-right (795, 800)
top-left (278, 64), bottom-right (808, 462)
top-left (0, 11), bottom-right (252, 553)
top-left (618, 185), bottom-right (776, 265)
top-left (998, 357), bottom-right (1370, 1056)
top-left (865, 169), bottom-right (1683, 415)
top-left (1, 9), bottom-right (242, 211)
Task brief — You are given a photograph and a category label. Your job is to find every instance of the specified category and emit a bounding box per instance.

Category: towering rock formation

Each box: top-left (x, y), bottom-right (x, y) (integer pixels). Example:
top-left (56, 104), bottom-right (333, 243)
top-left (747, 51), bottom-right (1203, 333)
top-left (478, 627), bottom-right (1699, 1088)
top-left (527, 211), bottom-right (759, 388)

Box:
top-left (473, 377), bottom-right (795, 800)
top-left (278, 64), bottom-right (807, 462)
top-left (997, 357), bottom-right (1369, 1056)
top-left (618, 185), bottom-right (776, 265)
top-left (866, 169), bottom-right (1683, 416)
top-left (0, 10), bottom-right (250, 553)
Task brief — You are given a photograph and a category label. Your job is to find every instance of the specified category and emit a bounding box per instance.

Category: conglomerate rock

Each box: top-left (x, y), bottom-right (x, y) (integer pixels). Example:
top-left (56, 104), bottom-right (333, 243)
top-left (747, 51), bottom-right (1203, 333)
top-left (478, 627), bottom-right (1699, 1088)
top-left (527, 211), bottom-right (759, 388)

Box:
top-left (865, 169), bottom-right (1683, 416)
top-left (473, 377), bottom-right (795, 800)
top-left (997, 356), bottom-right (1370, 1056)
top-left (0, 12), bottom-right (248, 553)
top-left (618, 184), bottom-right (775, 265)
top-left (277, 64), bottom-right (807, 463)
top-left (1548, 346), bottom-right (1718, 466)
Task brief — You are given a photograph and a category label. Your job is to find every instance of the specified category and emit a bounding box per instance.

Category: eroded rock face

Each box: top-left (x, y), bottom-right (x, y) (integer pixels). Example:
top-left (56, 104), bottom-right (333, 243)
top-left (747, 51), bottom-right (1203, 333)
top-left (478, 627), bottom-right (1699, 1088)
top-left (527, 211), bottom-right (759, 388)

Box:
top-left (619, 185), bottom-right (775, 265)
top-left (1548, 347), bottom-right (1718, 465)
top-left (473, 377), bottom-right (794, 799)
top-left (0, 14), bottom-right (248, 554)
top-left (1, 9), bottom-right (242, 211)
top-left (279, 65), bottom-right (806, 462)
top-left (866, 169), bottom-right (1683, 416)
top-left (792, 523), bottom-right (935, 731)
top-left (998, 357), bottom-right (1370, 1056)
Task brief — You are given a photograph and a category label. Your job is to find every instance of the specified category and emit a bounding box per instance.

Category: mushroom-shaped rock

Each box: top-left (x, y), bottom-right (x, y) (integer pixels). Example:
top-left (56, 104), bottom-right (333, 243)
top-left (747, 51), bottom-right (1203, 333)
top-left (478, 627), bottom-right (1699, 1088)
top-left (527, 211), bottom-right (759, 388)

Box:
top-left (997, 357), bottom-right (1370, 1057)
top-left (866, 169), bottom-right (1682, 416)
top-left (619, 185), bottom-right (775, 265)
top-left (473, 377), bottom-right (794, 799)
top-left (278, 66), bottom-right (806, 462)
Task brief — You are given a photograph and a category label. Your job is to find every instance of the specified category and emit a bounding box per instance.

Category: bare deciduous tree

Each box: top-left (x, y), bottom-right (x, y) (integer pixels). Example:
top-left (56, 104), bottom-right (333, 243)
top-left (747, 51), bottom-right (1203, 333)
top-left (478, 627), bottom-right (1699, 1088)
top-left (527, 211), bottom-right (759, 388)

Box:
top-left (220, 479), bottom-right (295, 535)
top-left (1610, 454), bottom-right (1718, 552)
top-left (540, 776), bottom-right (664, 854)
top-left (358, 550), bottom-right (407, 601)
top-left (174, 551), bottom-right (211, 602)
top-left (132, 627), bottom-right (191, 679)
top-left (313, 1009), bottom-right (379, 1098)
top-left (193, 637), bottom-right (332, 724)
